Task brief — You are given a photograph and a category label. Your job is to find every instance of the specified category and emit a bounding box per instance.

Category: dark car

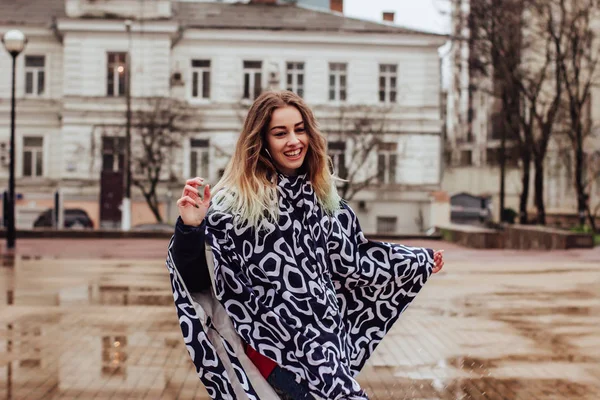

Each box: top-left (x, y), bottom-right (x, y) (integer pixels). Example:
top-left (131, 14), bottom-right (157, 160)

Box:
top-left (450, 192), bottom-right (492, 226)
top-left (33, 208), bottom-right (94, 229)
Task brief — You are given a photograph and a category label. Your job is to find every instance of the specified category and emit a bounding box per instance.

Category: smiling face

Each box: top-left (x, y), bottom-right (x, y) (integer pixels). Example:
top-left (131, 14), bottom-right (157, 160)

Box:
top-left (265, 106), bottom-right (309, 176)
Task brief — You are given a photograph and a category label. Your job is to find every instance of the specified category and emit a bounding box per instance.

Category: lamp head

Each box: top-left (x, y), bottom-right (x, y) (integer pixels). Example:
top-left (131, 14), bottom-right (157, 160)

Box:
top-left (2, 30), bottom-right (27, 56)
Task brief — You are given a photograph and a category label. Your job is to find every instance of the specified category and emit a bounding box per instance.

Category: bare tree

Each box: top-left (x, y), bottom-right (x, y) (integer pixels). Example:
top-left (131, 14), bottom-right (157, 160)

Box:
top-left (330, 105), bottom-right (392, 201)
top-left (465, 0), bottom-right (565, 225)
top-left (457, 0), bottom-right (530, 223)
top-left (131, 97), bottom-right (196, 222)
top-left (548, 0), bottom-right (600, 230)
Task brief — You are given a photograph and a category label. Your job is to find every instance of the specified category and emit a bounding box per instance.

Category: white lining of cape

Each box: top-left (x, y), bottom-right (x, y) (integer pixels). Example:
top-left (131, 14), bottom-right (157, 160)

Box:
top-left (186, 245), bottom-right (284, 399)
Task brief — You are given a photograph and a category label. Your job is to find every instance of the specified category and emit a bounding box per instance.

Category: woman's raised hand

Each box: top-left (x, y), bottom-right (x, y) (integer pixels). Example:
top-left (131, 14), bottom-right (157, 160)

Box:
top-left (177, 177), bottom-right (212, 227)
top-left (432, 250), bottom-right (444, 274)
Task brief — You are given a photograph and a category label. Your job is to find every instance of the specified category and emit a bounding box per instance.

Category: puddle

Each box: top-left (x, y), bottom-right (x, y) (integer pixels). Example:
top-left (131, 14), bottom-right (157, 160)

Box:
top-left (0, 249), bottom-right (598, 399)
top-left (471, 268), bottom-right (593, 275)
top-left (365, 377), bottom-right (600, 399)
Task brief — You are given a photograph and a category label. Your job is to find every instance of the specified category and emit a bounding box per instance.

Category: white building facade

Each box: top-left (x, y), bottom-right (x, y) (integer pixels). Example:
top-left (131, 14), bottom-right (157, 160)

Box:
top-left (0, 0), bottom-right (447, 234)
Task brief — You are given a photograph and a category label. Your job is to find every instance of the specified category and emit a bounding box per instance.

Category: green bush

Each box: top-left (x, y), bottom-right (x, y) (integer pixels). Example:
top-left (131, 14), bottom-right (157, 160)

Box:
top-left (570, 225), bottom-right (600, 246)
top-left (570, 225), bottom-right (593, 234)
top-left (502, 208), bottom-right (517, 224)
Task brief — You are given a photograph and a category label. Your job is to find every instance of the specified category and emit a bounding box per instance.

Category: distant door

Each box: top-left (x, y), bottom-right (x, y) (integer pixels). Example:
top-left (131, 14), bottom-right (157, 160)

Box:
top-left (100, 137), bottom-right (125, 228)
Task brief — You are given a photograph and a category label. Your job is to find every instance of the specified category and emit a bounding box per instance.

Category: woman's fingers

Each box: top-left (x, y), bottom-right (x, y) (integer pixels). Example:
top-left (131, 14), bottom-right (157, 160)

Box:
top-left (177, 195), bottom-right (199, 209)
top-left (202, 184), bottom-right (212, 204)
top-left (185, 177), bottom-right (204, 187)
top-left (182, 184), bottom-right (203, 200)
top-left (183, 177), bottom-right (205, 197)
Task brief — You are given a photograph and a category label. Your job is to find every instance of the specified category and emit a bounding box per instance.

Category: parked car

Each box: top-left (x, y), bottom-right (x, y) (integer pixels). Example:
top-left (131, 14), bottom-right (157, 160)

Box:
top-left (450, 192), bottom-right (492, 226)
top-left (33, 208), bottom-right (94, 229)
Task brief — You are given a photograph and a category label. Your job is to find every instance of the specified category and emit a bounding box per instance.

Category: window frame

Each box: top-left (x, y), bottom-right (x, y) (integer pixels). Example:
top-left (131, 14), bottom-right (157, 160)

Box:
top-left (190, 59), bottom-right (211, 101)
top-left (286, 62), bottom-right (305, 98)
top-left (189, 138), bottom-right (210, 179)
top-left (376, 216), bottom-right (398, 234)
top-left (24, 55), bottom-right (46, 97)
top-left (243, 60), bottom-right (263, 100)
top-left (376, 142), bottom-right (398, 184)
top-left (328, 141), bottom-right (347, 178)
top-left (328, 62), bottom-right (347, 102)
top-left (101, 136), bottom-right (126, 172)
top-left (22, 136), bottom-right (44, 178)
top-left (379, 64), bottom-right (397, 103)
top-left (106, 52), bottom-right (128, 97)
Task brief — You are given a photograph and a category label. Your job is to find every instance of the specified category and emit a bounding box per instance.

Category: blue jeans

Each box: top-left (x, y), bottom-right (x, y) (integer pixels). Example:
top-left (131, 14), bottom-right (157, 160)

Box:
top-left (267, 366), bottom-right (313, 399)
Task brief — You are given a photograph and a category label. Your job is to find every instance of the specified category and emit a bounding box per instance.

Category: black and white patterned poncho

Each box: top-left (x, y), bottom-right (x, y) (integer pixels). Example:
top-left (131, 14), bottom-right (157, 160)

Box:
top-left (166, 174), bottom-right (435, 399)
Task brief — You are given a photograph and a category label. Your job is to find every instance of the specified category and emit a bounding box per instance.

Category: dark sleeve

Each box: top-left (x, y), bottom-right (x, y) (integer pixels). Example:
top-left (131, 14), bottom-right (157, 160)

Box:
top-left (172, 216), bottom-right (211, 292)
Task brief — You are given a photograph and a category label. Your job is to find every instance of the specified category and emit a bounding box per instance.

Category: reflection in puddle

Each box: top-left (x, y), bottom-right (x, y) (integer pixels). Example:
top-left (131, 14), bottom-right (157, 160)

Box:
top-left (1, 253), bottom-right (16, 267)
top-left (90, 284), bottom-right (174, 306)
top-left (365, 377), bottom-right (600, 400)
top-left (101, 335), bottom-right (128, 378)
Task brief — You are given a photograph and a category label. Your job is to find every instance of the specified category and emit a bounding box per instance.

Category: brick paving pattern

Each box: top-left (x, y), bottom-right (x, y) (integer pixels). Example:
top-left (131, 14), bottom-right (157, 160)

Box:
top-left (0, 239), bottom-right (599, 399)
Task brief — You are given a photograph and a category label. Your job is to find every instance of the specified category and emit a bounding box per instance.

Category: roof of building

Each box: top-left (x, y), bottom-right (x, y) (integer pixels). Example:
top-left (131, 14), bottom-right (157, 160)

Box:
top-left (173, 2), bottom-right (444, 36)
top-left (0, 0), bottom-right (445, 37)
top-left (0, 0), bottom-right (66, 26)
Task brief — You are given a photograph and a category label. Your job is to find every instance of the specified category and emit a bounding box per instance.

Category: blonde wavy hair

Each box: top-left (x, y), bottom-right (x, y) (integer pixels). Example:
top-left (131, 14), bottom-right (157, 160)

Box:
top-left (211, 90), bottom-right (341, 227)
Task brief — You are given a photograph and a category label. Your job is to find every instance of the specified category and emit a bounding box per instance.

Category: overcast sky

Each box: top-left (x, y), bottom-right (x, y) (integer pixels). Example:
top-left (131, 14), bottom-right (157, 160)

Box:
top-left (343, 0), bottom-right (452, 88)
top-left (344, 0), bottom-right (451, 35)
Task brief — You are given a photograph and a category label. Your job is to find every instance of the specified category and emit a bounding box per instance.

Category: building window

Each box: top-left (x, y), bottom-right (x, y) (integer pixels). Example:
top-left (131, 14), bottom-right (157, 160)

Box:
top-left (376, 216), bottom-right (397, 234)
top-left (286, 62), bottom-right (304, 97)
top-left (459, 149), bottom-right (473, 166)
top-left (379, 64), bottom-right (397, 103)
top-left (377, 142), bottom-right (397, 184)
top-left (102, 137), bottom-right (125, 172)
top-left (190, 139), bottom-right (210, 178)
top-left (191, 59), bottom-right (211, 99)
top-left (24, 55), bottom-right (45, 96)
top-left (22, 137), bottom-right (44, 177)
top-left (444, 149), bottom-right (453, 166)
top-left (328, 141), bottom-right (347, 178)
top-left (243, 61), bottom-right (262, 100)
top-left (486, 147), bottom-right (519, 167)
top-left (107, 52), bottom-right (127, 97)
top-left (329, 62), bottom-right (347, 101)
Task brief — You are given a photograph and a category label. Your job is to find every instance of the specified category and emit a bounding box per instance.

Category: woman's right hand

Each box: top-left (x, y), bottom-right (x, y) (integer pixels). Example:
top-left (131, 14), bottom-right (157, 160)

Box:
top-left (177, 177), bottom-right (212, 227)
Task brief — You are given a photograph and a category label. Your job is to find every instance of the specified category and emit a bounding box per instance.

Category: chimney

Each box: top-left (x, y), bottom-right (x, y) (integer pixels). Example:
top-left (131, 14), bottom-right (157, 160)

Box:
top-left (330, 0), bottom-right (343, 13)
top-left (383, 11), bottom-right (395, 23)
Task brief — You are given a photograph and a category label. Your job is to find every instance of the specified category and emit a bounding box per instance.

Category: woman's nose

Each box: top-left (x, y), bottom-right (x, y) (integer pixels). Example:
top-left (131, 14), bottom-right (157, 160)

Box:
top-left (288, 132), bottom-right (300, 145)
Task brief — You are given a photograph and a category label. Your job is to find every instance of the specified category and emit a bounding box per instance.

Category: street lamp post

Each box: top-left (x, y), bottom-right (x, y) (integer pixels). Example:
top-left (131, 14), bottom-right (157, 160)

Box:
top-left (122, 19), bottom-right (132, 231)
top-left (2, 30), bottom-right (27, 249)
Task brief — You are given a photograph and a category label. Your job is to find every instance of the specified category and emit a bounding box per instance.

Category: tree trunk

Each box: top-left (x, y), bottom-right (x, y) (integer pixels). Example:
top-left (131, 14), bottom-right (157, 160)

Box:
top-left (574, 127), bottom-right (586, 227)
top-left (142, 190), bottom-right (163, 223)
top-left (519, 149), bottom-right (531, 224)
top-left (149, 194), bottom-right (163, 223)
top-left (533, 159), bottom-right (546, 225)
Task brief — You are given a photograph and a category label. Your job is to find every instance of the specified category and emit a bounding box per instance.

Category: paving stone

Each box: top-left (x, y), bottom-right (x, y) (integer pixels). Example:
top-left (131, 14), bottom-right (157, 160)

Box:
top-left (0, 239), bottom-right (598, 399)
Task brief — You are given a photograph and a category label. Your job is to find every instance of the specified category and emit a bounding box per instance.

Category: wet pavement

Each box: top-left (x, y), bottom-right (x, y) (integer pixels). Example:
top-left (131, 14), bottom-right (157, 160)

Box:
top-left (0, 239), bottom-right (599, 400)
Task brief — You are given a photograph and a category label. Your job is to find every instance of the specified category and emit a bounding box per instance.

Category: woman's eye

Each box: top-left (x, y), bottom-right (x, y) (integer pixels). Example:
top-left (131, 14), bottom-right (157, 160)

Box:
top-left (275, 131), bottom-right (286, 137)
top-left (296, 127), bottom-right (305, 133)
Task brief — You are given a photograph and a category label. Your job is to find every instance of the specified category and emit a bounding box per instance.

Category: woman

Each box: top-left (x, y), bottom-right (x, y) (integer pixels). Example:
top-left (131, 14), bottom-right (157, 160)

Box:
top-left (166, 90), bottom-right (444, 400)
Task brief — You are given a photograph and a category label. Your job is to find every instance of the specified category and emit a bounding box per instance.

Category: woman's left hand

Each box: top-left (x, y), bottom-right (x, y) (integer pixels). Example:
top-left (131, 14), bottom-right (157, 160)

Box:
top-left (432, 250), bottom-right (444, 274)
